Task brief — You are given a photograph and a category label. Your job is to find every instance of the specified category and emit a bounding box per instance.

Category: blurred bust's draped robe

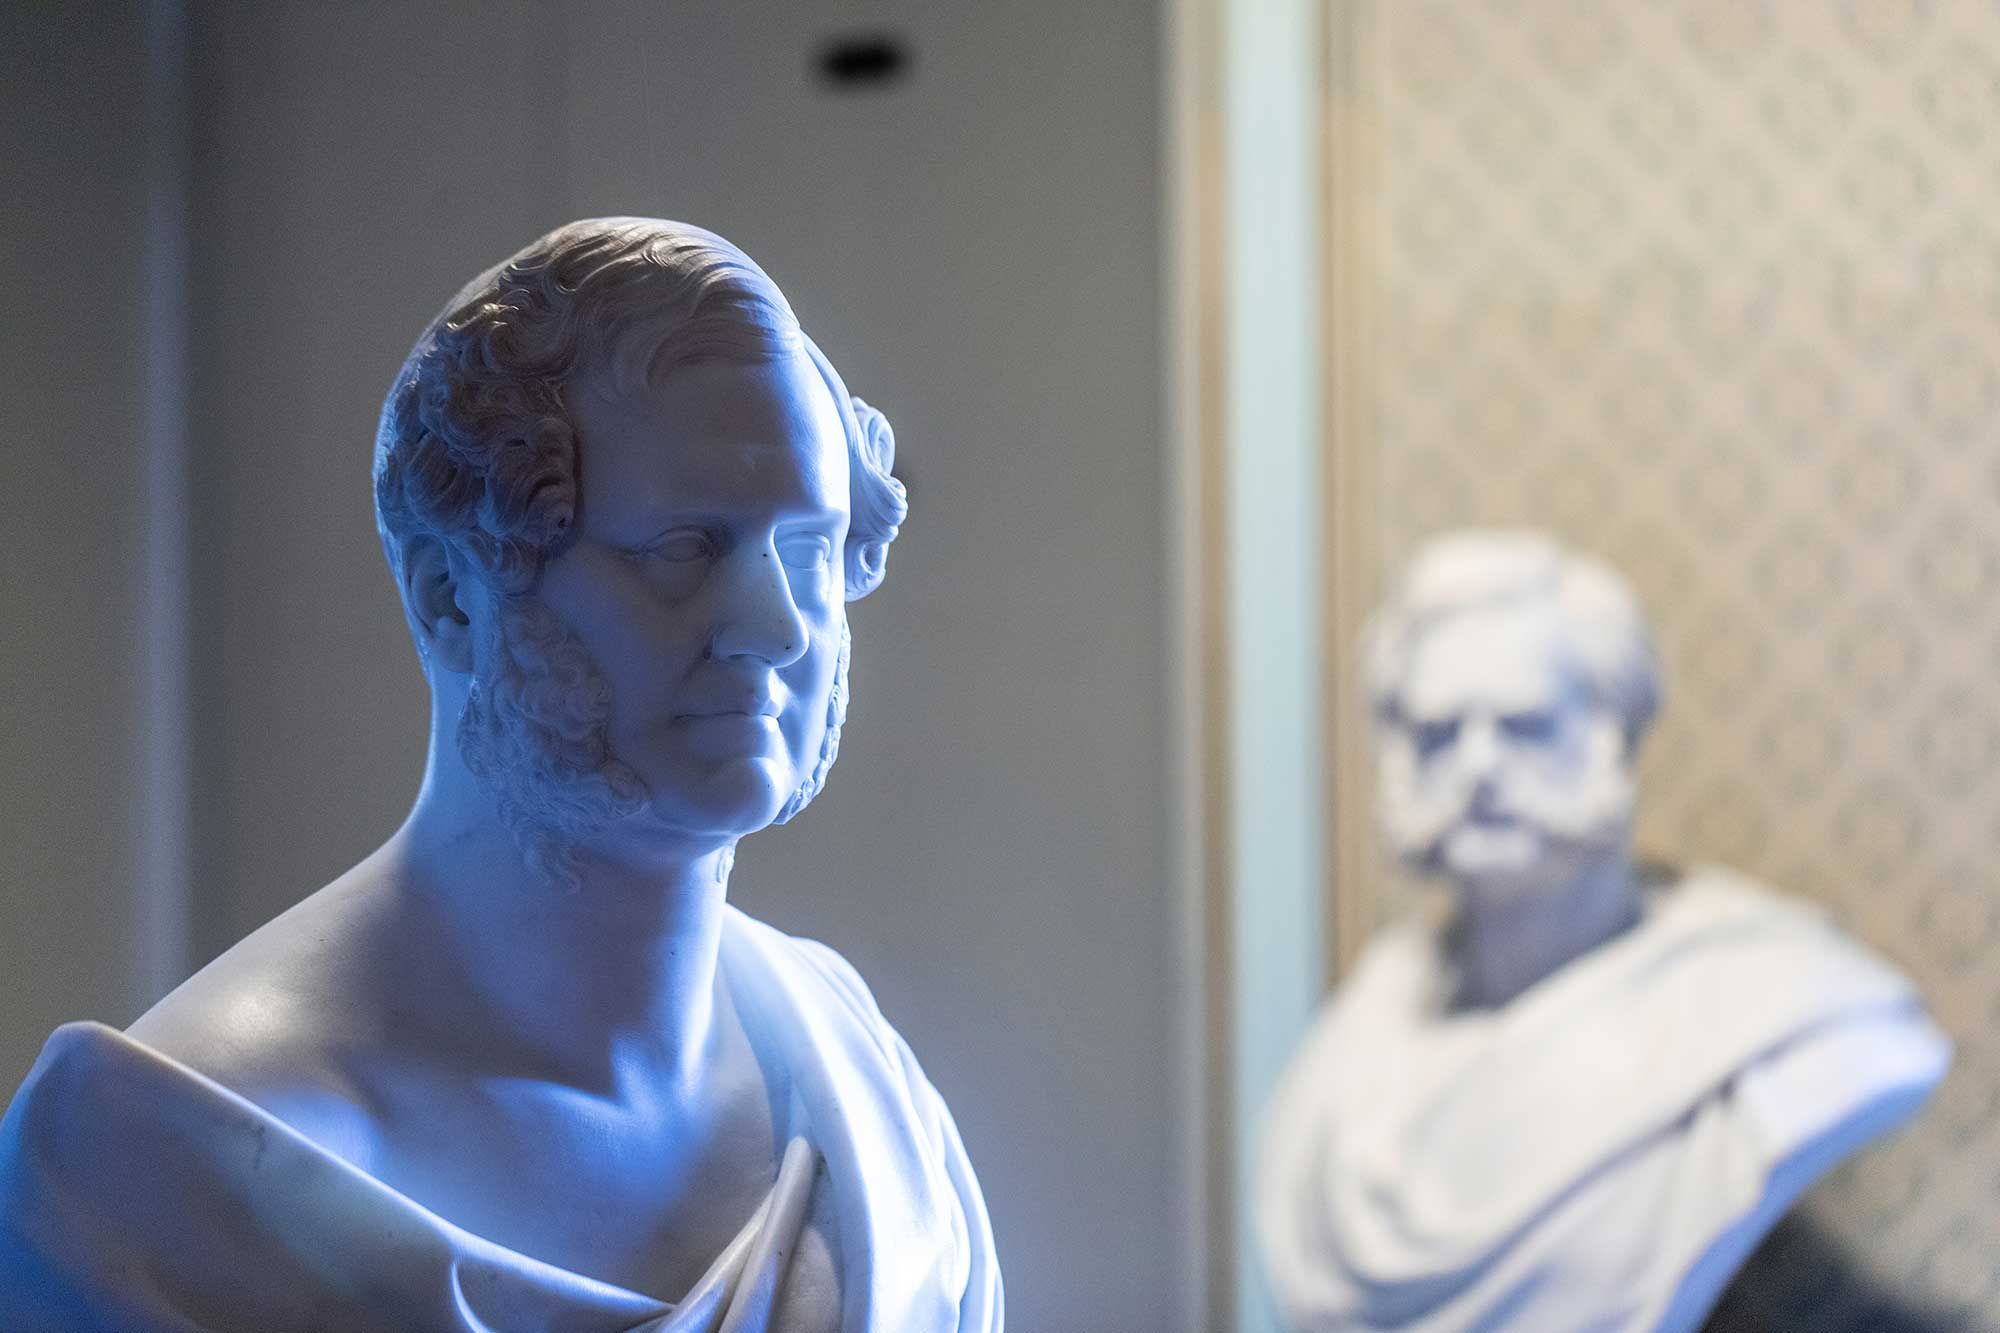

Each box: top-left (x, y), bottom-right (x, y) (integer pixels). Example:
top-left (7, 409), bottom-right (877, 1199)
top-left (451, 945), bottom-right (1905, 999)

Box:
top-left (0, 908), bottom-right (1002, 1333)
top-left (1257, 867), bottom-right (1949, 1333)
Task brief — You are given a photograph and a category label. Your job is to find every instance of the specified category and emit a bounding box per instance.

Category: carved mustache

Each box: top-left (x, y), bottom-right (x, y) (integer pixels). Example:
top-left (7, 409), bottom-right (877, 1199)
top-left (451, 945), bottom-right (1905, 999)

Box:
top-left (1381, 761), bottom-right (1635, 870)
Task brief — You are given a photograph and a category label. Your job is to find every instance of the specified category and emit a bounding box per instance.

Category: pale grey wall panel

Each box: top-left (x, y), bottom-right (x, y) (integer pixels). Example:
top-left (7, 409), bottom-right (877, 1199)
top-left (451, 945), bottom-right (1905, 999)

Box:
top-left (0, 2), bottom-right (152, 1085)
top-left (184, 0), bottom-right (557, 959)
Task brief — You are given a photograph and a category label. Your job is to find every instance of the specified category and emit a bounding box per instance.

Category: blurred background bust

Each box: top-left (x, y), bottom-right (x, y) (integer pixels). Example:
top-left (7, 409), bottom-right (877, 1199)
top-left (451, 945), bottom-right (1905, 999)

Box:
top-left (1257, 530), bottom-right (1951, 1333)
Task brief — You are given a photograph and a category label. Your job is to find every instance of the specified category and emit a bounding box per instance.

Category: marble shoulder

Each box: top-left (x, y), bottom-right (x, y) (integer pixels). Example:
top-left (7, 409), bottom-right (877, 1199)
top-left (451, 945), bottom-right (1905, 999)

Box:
top-left (727, 908), bottom-right (896, 1031)
top-left (123, 918), bottom-right (382, 1169)
top-left (723, 910), bottom-right (958, 1120)
top-left (1668, 863), bottom-right (1826, 920)
top-left (792, 936), bottom-right (893, 1027)
top-left (1670, 864), bottom-right (1923, 979)
top-left (1329, 914), bottom-right (1446, 1011)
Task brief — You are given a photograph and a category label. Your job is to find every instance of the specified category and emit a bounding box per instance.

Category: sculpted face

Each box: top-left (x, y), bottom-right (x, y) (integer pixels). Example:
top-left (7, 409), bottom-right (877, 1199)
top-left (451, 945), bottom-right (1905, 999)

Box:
top-left (534, 351), bottom-right (851, 848)
top-left (1377, 600), bottom-right (1635, 899)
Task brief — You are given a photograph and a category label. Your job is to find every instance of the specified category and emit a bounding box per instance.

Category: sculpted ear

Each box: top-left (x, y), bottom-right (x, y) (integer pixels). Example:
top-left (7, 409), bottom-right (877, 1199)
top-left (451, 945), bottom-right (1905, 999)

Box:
top-left (842, 395), bottom-right (905, 602)
top-left (403, 536), bottom-right (474, 675)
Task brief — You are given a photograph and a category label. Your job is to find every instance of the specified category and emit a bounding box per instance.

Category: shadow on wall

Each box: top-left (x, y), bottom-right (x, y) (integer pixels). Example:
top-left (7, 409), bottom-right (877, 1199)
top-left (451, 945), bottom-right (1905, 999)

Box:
top-left (1705, 1211), bottom-right (1966, 1333)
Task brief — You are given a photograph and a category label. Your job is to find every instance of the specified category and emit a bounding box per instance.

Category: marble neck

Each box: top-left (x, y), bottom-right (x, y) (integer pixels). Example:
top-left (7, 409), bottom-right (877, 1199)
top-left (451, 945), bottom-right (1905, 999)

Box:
top-left (1444, 852), bottom-right (1641, 1012)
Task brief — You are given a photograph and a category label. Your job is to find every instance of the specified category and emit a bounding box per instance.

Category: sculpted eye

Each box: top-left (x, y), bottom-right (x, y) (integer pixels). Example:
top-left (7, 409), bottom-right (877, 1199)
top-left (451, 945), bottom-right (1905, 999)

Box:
top-left (638, 530), bottom-right (716, 563)
top-left (778, 535), bottom-right (832, 572)
top-left (1411, 717), bottom-right (1461, 759)
top-left (1500, 710), bottom-right (1559, 743)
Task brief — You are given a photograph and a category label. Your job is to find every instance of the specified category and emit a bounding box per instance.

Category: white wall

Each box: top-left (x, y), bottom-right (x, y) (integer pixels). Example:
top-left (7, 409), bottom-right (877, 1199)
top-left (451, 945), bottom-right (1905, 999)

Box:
top-left (177, 3), bottom-right (1186, 1328)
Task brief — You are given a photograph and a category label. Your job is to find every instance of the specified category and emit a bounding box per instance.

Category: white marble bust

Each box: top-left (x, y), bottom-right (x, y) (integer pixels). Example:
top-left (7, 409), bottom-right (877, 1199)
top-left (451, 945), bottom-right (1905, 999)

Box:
top-left (0, 218), bottom-right (1001, 1332)
top-left (1256, 530), bottom-right (1949, 1333)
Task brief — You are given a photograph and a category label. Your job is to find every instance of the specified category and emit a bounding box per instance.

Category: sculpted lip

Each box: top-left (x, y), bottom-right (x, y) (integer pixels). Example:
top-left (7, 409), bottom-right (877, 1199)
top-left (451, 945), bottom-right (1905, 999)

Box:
top-left (678, 710), bottom-right (782, 756)
top-left (676, 703), bottom-right (781, 721)
top-left (673, 695), bottom-right (784, 745)
top-left (675, 691), bottom-right (783, 722)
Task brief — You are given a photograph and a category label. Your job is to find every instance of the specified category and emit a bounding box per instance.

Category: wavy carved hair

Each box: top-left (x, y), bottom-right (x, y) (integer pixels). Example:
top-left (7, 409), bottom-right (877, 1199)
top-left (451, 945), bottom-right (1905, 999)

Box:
top-left (369, 219), bottom-right (906, 880)
top-left (373, 216), bottom-right (906, 606)
top-left (1365, 530), bottom-right (1663, 755)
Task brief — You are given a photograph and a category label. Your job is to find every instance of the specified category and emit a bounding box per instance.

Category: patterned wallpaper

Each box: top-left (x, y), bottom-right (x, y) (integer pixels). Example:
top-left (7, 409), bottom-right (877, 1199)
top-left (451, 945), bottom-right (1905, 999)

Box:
top-left (1328, 1), bottom-right (2000, 1325)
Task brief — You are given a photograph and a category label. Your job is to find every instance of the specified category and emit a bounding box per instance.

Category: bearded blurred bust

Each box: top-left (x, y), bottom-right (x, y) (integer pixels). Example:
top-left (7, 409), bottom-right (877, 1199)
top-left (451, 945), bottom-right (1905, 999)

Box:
top-left (1256, 530), bottom-right (1948, 1333)
top-left (0, 219), bottom-right (1000, 1333)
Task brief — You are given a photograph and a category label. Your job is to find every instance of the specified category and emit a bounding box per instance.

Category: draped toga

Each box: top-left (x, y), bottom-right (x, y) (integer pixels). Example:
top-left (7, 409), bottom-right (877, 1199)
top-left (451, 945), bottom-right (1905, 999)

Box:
top-left (0, 907), bottom-right (1002, 1333)
top-left (1257, 866), bottom-right (1949, 1333)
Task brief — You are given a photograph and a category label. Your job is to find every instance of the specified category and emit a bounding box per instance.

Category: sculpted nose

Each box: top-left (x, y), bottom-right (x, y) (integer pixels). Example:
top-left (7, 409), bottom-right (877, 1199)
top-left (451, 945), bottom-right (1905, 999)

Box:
top-left (709, 546), bottom-right (811, 667)
top-left (1457, 716), bottom-right (1502, 782)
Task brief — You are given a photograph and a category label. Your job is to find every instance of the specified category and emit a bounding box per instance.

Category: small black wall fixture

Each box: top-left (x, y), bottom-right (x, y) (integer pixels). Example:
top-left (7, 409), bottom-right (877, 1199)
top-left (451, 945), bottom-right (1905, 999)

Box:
top-left (815, 32), bottom-right (911, 91)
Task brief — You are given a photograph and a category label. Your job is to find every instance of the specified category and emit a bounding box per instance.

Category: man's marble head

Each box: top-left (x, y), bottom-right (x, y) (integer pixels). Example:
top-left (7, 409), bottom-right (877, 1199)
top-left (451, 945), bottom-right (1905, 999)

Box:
top-left (1365, 531), bottom-right (1661, 899)
top-left (372, 218), bottom-right (907, 885)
